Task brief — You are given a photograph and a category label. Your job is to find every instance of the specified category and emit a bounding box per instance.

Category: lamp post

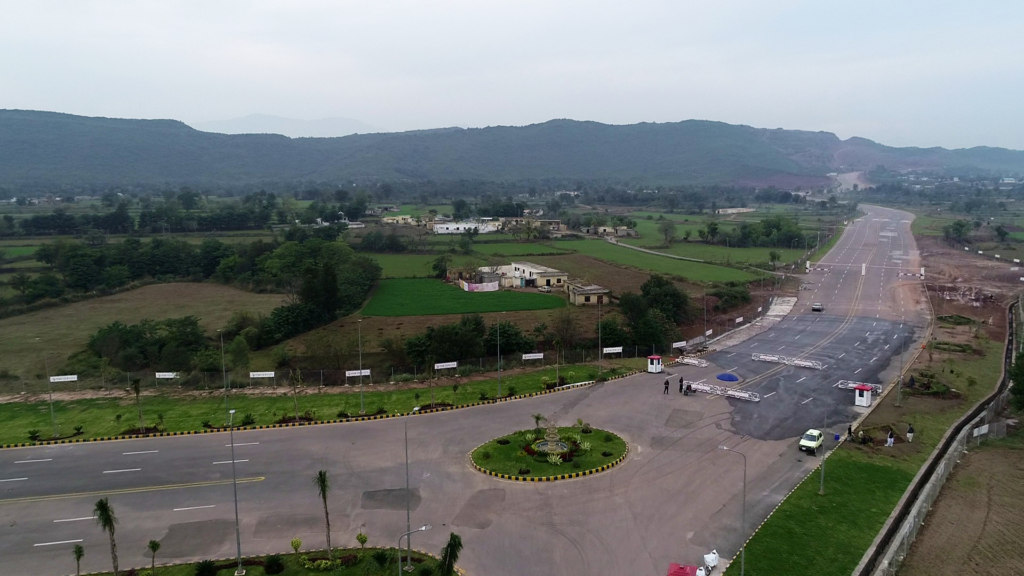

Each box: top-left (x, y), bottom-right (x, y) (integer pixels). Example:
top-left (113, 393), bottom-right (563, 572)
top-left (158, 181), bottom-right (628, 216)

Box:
top-left (219, 330), bottom-right (230, 418)
top-left (397, 525), bottom-right (431, 576)
top-left (896, 315), bottom-right (905, 408)
top-left (404, 418), bottom-right (412, 571)
top-left (497, 317), bottom-right (501, 398)
top-left (227, 409), bottom-right (244, 575)
top-left (720, 445), bottom-right (747, 576)
top-left (43, 354), bottom-right (57, 438)
top-left (358, 319), bottom-right (365, 415)
top-left (597, 297), bottom-right (602, 373)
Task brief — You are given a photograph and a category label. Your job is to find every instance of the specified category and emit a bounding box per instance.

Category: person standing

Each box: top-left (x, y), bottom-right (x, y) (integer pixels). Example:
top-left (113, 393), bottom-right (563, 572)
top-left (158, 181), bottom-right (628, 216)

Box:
top-left (664, 379), bottom-right (670, 394)
top-left (679, 376), bottom-right (685, 394)
top-left (886, 429), bottom-right (895, 447)
top-left (907, 423), bottom-right (915, 443)
top-left (847, 425), bottom-right (853, 440)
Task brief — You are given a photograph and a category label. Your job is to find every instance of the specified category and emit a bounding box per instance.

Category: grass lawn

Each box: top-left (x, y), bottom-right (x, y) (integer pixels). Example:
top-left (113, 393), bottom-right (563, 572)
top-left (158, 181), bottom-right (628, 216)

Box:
top-left (361, 279), bottom-right (566, 316)
top-left (726, 335), bottom-right (1005, 576)
top-left (472, 242), bottom-right (570, 256)
top-left (0, 246), bottom-right (37, 257)
top-left (90, 548), bottom-right (438, 576)
top-left (0, 283), bottom-right (287, 385)
top-left (623, 241), bottom-right (804, 265)
top-left (367, 254), bottom-right (484, 278)
top-left (471, 427), bottom-right (627, 477)
top-left (554, 240), bottom-right (760, 283)
top-left (0, 364), bottom-right (622, 445)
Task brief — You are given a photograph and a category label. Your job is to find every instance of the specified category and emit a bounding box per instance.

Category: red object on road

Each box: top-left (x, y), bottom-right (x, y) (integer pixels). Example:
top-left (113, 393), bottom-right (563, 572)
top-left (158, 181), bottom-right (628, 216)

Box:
top-left (667, 563), bottom-right (698, 576)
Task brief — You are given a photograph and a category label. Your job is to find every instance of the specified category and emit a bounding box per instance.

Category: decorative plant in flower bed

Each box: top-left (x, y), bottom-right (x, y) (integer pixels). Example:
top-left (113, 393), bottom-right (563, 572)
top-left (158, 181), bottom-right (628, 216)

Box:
top-left (471, 417), bottom-right (628, 478)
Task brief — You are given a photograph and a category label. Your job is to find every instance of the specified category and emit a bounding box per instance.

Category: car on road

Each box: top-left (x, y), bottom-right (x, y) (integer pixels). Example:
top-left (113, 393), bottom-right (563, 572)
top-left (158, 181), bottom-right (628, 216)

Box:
top-left (538, 285), bottom-right (552, 293)
top-left (799, 429), bottom-right (824, 454)
top-left (811, 303), bottom-right (824, 312)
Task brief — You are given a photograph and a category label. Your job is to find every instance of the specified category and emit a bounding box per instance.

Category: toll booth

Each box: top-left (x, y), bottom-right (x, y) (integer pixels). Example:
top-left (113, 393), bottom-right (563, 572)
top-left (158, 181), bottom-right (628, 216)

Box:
top-left (647, 355), bottom-right (663, 374)
top-left (854, 384), bottom-right (873, 407)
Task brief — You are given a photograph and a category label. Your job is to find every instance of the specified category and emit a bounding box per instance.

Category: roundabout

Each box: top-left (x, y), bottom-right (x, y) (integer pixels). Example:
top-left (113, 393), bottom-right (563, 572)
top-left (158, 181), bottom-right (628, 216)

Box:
top-left (470, 421), bottom-right (629, 481)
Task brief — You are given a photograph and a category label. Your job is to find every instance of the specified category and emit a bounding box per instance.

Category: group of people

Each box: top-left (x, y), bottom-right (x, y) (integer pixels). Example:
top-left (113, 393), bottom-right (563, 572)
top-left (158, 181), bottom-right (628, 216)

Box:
top-left (850, 423), bottom-right (915, 446)
top-left (664, 376), bottom-right (693, 395)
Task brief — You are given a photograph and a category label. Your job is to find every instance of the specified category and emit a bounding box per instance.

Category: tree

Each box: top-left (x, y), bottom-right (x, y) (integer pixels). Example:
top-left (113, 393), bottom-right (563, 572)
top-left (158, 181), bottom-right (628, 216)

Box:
top-left (532, 413), bottom-right (545, 431)
top-left (431, 254), bottom-right (452, 279)
top-left (452, 199), bottom-right (471, 220)
top-left (640, 274), bottom-right (690, 324)
top-left (313, 470), bottom-right (333, 559)
top-left (226, 336), bottom-right (250, 370)
top-left (8, 271), bottom-right (30, 296)
top-left (704, 220), bottom-right (720, 244)
top-left (148, 540), bottom-right (160, 574)
top-left (93, 498), bottom-right (119, 576)
top-left (995, 224), bottom-right (1009, 242)
top-left (618, 292), bottom-right (649, 330)
top-left (73, 544), bottom-right (85, 576)
top-left (657, 220), bottom-right (676, 245)
top-left (549, 307), bottom-right (580, 353)
top-left (1010, 357), bottom-right (1024, 411)
top-left (683, 229), bottom-right (692, 242)
top-left (438, 532), bottom-right (464, 576)
top-left (291, 538), bottom-right (302, 554)
top-left (130, 378), bottom-right (144, 433)
top-left (289, 369), bottom-right (303, 422)
top-left (769, 250), bottom-right (781, 269)
top-left (357, 532), bottom-right (368, 548)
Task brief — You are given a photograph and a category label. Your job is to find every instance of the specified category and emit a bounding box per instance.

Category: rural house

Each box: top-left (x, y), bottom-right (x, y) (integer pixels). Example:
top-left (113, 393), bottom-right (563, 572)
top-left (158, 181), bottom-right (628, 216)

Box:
top-left (567, 282), bottom-right (609, 305)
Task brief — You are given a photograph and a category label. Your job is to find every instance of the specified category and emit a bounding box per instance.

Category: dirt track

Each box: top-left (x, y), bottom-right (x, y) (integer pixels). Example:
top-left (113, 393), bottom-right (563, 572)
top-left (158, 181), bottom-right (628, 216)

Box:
top-left (899, 443), bottom-right (1024, 576)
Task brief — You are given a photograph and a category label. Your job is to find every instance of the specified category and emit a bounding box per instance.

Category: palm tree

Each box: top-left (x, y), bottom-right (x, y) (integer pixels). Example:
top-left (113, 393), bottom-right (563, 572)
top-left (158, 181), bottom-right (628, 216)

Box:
top-left (147, 540), bottom-right (160, 574)
top-left (531, 413), bottom-right (545, 431)
top-left (93, 498), bottom-right (118, 576)
top-left (129, 378), bottom-right (144, 432)
top-left (438, 532), bottom-right (463, 576)
top-left (72, 544), bottom-right (84, 576)
top-left (313, 470), bottom-right (332, 559)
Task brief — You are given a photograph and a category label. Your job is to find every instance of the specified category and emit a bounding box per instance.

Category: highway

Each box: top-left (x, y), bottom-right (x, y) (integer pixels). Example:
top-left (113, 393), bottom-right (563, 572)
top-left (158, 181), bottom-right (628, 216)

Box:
top-left (0, 205), bottom-right (928, 576)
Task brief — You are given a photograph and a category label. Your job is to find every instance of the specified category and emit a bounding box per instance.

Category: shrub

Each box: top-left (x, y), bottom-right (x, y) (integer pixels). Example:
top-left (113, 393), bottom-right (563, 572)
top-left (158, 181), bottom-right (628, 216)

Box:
top-left (201, 419), bottom-right (211, 428)
top-left (496, 438), bottom-right (511, 445)
top-left (507, 385), bottom-right (517, 397)
top-left (338, 554), bottom-right (359, 567)
top-left (357, 531), bottom-right (368, 548)
top-left (194, 560), bottom-right (217, 576)
top-left (290, 538), bottom-right (302, 554)
top-left (337, 410), bottom-right (351, 419)
top-left (603, 433), bottom-right (613, 443)
top-left (518, 468), bottom-right (531, 475)
top-left (546, 453), bottom-right (562, 466)
top-left (373, 406), bottom-right (387, 415)
top-left (28, 429), bottom-right (40, 441)
top-left (371, 549), bottom-right (393, 569)
top-left (73, 424), bottom-right (84, 434)
top-left (524, 432), bottom-right (536, 443)
top-left (478, 390), bottom-right (489, 401)
top-left (602, 451), bottom-right (613, 457)
top-left (480, 450), bottom-right (491, 460)
top-left (264, 554), bottom-right (285, 574)
top-left (578, 441), bottom-right (592, 453)
top-left (419, 566), bottom-right (436, 576)
top-left (571, 461), bottom-right (581, 469)
top-left (241, 413), bottom-right (256, 426)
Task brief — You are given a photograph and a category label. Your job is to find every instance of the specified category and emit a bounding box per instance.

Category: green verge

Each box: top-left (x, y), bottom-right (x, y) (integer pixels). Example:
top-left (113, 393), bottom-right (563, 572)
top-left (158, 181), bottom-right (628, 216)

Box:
top-left (726, 336), bottom-right (1005, 576)
top-left (361, 278), bottom-right (566, 316)
top-left (554, 240), bottom-right (760, 283)
top-left (88, 547), bottom-right (437, 576)
top-left (0, 364), bottom-right (630, 446)
top-left (471, 427), bottom-right (627, 477)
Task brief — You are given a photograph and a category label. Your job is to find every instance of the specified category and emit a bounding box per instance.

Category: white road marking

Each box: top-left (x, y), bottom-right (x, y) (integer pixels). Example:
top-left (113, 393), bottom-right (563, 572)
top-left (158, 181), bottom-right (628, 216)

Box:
top-left (103, 469), bottom-right (141, 474)
top-left (0, 477), bottom-right (28, 483)
top-left (838, 353), bottom-right (846, 358)
top-left (213, 460), bottom-right (248, 465)
top-left (764, 392), bottom-right (776, 398)
top-left (870, 357), bottom-right (877, 363)
top-left (35, 539), bottom-right (83, 547)
top-left (54, 517), bottom-right (95, 523)
top-left (795, 335), bottom-right (801, 340)
top-left (14, 459), bottom-right (52, 464)
top-left (726, 352), bottom-right (736, 357)
top-left (123, 450), bottom-right (159, 455)
top-left (893, 334), bottom-right (898, 339)
top-left (174, 505), bottom-right (216, 511)
top-left (778, 346), bottom-right (785, 351)
top-left (854, 368), bottom-right (862, 374)
top-left (227, 443), bottom-right (260, 447)
top-left (727, 367), bottom-right (738, 372)
top-left (797, 377), bottom-right (806, 383)
top-left (801, 398), bottom-right (813, 405)
top-left (885, 345), bottom-right (890, 349)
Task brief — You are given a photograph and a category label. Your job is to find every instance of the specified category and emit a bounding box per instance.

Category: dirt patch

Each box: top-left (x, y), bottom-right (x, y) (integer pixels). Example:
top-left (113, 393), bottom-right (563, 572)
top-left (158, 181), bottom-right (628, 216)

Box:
top-left (900, 444), bottom-right (1024, 576)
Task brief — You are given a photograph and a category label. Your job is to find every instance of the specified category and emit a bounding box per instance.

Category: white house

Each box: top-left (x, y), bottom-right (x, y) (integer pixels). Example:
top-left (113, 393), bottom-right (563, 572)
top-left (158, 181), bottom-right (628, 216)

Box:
top-left (433, 220), bottom-right (500, 234)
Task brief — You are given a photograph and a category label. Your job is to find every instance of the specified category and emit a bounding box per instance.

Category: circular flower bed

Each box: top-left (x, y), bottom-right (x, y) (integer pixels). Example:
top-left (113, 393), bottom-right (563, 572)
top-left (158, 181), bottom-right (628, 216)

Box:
top-left (471, 426), bottom-right (628, 479)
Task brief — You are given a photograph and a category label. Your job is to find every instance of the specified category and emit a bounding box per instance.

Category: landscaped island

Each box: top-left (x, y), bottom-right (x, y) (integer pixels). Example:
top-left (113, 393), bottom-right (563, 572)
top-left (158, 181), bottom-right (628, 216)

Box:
top-left (471, 419), bottom-right (628, 479)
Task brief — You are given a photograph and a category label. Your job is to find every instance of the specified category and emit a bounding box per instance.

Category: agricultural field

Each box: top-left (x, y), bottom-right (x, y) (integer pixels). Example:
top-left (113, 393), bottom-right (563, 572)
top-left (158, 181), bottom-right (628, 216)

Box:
top-left (472, 242), bottom-right (570, 256)
top-left (361, 278), bottom-right (566, 317)
top-left (553, 240), bottom-right (760, 282)
top-left (0, 283), bottom-right (287, 384)
top-left (0, 246), bottom-right (37, 257)
top-left (622, 241), bottom-right (804, 265)
top-left (394, 203), bottom-right (453, 217)
top-left (367, 253), bottom-right (485, 278)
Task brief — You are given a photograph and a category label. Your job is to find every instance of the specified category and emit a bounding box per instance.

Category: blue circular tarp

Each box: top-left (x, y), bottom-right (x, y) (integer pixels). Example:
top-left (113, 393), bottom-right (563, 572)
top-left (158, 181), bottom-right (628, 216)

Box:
top-left (716, 373), bottom-right (739, 382)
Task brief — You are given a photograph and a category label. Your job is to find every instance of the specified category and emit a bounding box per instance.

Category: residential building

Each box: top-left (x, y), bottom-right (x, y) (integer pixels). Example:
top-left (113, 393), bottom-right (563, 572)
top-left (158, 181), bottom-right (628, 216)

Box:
top-left (433, 220), bottom-right (500, 234)
top-left (715, 207), bottom-right (756, 215)
top-left (480, 261), bottom-right (568, 288)
top-left (567, 282), bottom-right (609, 305)
top-left (382, 215), bottom-right (416, 225)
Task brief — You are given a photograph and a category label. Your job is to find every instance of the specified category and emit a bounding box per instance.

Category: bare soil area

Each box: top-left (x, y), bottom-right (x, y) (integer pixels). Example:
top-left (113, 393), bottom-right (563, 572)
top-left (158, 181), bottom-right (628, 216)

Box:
top-left (899, 442), bottom-right (1024, 576)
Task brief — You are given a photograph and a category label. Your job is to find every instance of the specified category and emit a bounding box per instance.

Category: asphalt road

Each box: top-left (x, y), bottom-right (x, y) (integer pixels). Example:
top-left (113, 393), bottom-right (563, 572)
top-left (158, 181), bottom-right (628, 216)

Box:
top-left (0, 205), bottom-right (928, 576)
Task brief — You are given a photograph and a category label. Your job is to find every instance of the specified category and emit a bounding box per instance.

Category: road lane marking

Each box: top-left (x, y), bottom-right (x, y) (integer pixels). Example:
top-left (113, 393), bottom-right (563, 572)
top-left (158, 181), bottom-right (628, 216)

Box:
top-left (213, 460), bottom-right (248, 465)
top-left (0, 477), bottom-right (266, 505)
top-left (778, 346), bottom-right (785, 351)
top-left (34, 539), bottom-right (83, 547)
top-left (123, 450), bottom-right (158, 455)
top-left (764, 392), bottom-right (776, 398)
top-left (727, 367), bottom-right (738, 372)
top-left (54, 517), bottom-right (94, 523)
top-left (870, 357), bottom-right (877, 363)
top-left (797, 377), bottom-right (806, 383)
top-left (854, 368), bottom-right (862, 374)
top-left (14, 459), bottom-right (52, 463)
top-left (102, 469), bottom-right (141, 474)
top-left (227, 442), bottom-right (260, 447)
top-left (893, 334), bottom-right (898, 339)
top-left (838, 353), bottom-right (846, 358)
top-left (0, 478), bottom-right (28, 483)
top-left (801, 398), bottom-right (813, 405)
top-left (726, 352), bottom-right (736, 357)
top-left (795, 335), bottom-right (801, 340)
top-left (174, 505), bottom-right (216, 511)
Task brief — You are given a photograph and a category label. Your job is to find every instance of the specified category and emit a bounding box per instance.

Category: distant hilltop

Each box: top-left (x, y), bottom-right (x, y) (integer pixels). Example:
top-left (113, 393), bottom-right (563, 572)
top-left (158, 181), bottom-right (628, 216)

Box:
top-left (1, 109), bottom-right (1022, 187)
top-left (190, 113), bottom-right (377, 138)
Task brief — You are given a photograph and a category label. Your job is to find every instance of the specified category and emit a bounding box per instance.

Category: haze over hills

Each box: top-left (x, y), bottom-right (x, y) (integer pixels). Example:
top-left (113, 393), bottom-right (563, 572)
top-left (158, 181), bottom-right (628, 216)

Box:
top-left (1, 109), bottom-right (1023, 188)
top-left (190, 113), bottom-right (377, 138)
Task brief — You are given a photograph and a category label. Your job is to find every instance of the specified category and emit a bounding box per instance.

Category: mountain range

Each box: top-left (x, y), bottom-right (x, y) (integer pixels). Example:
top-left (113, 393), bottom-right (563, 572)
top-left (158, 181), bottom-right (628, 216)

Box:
top-left (1, 109), bottom-right (1022, 188)
top-left (190, 114), bottom-right (376, 138)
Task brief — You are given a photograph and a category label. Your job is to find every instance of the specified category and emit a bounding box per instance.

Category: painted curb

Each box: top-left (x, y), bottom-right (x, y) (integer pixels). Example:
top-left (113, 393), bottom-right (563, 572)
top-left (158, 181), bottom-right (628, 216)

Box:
top-left (469, 434), bottom-right (630, 482)
top-left (2, 368), bottom-right (647, 451)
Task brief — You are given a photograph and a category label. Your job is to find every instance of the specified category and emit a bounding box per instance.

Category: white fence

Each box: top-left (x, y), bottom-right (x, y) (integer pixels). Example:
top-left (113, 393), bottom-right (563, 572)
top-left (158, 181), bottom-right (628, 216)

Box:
top-left (836, 380), bottom-right (882, 394)
top-left (685, 380), bottom-right (760, 402)
top-left (678, 357), bottom-right (710, 368)
top-left (751, 353), bottom-right (824, 370)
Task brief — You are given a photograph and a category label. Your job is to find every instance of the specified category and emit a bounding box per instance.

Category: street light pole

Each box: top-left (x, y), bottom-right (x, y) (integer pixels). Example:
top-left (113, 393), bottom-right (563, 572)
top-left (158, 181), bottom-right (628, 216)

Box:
top-left (896, 316), bottom-right (905, 408)
top-left (720, 445), bottom-right (747, 576)
top-left (497, 318), bottom-right (501, 398)
top-left (404, 418), bottom-right (412, 571)
top-left (44, 356), bottom-right (57, 438)
top-left (397, 526), bottom-right (431, 576)
top-left (228, 409), bottom-right (244, 575)
top-left (358, 319), bottom-right (365, 415)
top-left (598, 298), bottom-right (602, 373)
top-left (819, 412), bottom-right (827, 495)
top-left (219, 330), bottom-right (230, 419)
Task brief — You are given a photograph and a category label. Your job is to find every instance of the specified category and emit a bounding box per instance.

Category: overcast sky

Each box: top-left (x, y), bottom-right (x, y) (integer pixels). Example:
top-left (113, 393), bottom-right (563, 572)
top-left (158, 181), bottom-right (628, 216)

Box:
top-left (2, 1), bottom-right (1022, 149)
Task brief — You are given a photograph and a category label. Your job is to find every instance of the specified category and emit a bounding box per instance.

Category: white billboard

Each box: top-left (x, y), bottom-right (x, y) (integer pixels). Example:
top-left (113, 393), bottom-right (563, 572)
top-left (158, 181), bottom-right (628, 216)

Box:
top-left (434, 361), bottom-right (458, 370)
top-left (155, 372), bottom-right (178, 379)
top-left (345, 369), bottom-right (371, 377)
top-left (522, 353), bottom-right (544, 360)
top-left (49, 374), bottom-right (78, 383)
top-left (672, 341), bottom-right (686, 349)
top-left (705, 329), bottom-right (713, 336)
top-left (735, 317), bottom-right (744, 324)
top-left (602, 346), bottom-right (623, 354)
top-left (249, 371), bottom-right (275, 378)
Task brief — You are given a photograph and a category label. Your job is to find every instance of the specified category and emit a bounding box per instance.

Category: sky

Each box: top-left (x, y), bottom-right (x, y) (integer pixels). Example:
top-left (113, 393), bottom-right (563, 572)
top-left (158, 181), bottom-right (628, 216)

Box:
top-left (2, 1), bottom-right (1023, 149)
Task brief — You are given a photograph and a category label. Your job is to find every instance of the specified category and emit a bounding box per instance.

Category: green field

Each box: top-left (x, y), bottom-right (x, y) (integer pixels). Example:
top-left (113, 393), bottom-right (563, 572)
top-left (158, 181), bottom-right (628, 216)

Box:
top-left (554, 240), bottom-right (760, 282)
top-left (361, 278), bottom-right (566, 316)
top-left (367, 254), bottom-right (485, 278)
top-left (0, 246), bottom-right (37, 257)
top-left (473, 242), bottom-right (570, 256)
top-left (0, 364), bottom-right (621, 445)
top-left (622, 241), bottom-right (804, 265)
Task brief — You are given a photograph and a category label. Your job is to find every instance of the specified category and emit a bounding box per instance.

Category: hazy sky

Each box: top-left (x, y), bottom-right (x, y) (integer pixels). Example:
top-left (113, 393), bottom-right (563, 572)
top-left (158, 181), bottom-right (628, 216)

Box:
top-left (3, 1), bottom-right (1023, 149)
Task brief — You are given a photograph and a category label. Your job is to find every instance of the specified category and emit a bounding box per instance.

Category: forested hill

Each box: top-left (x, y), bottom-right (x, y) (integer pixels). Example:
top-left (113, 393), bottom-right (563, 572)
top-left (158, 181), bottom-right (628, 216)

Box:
top-left (2, 109), bottom-right (1023, 187)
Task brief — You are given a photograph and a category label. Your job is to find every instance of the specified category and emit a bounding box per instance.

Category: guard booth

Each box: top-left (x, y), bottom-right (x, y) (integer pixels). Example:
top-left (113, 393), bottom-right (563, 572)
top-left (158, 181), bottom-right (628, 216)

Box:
top-left (854, 384), bottom-right (873, 407)
top-left (647, 355), bottom-right (663, 374)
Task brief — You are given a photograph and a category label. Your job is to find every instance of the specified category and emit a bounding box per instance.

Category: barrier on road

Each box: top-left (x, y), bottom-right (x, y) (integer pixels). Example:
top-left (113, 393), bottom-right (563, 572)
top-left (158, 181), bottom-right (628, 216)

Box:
top-left (752, 353), bottom-right (787, 364)
top-left (686, 380), bottom-right (760, 402)
top-left (836, 380), bottom-right (882, 394)
top-left (788, 358), bottom-right (824, 370)
top-left (678, 357), bottom-right (710, 368)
